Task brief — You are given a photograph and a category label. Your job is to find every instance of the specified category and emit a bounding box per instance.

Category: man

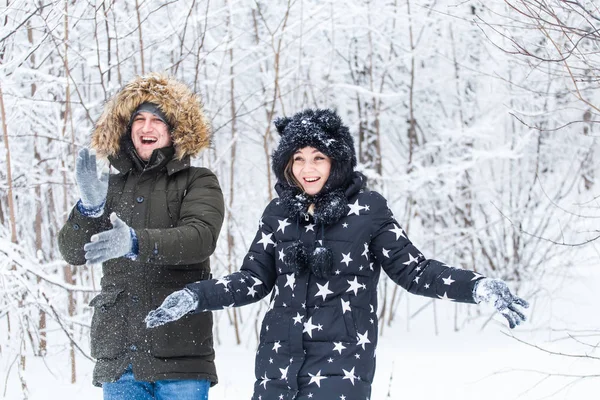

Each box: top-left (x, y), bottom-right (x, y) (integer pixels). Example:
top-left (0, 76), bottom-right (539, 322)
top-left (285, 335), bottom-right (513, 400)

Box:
top-left (58, 73), bottom-right (224, 399)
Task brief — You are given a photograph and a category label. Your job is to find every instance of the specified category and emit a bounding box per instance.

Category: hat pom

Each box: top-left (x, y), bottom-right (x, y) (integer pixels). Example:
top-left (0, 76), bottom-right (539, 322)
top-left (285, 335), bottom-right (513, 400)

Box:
top-left (310, 246), bottom-right (334, 279)
top-left (285, 241), bottom-right (310, 276)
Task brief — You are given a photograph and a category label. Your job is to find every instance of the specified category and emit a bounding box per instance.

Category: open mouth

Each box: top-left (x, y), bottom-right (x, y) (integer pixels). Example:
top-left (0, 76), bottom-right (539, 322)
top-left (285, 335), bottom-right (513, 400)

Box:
top-left (141, 136), bottom-right (158, 145)
top-left (304, 177), bottom-right (320, 183)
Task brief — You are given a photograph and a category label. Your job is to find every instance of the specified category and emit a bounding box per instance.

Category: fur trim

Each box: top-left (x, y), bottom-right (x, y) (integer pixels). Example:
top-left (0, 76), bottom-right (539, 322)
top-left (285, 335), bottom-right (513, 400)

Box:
top-left (310, 246), bottom-right (334, 279)
top-left (276, 184), bottom-right (349, 226)
top-left (272, 109), bottom-right (357, 192)
top-left (91, 73), bottom-right (210, 160)
top-left (284, 242), bottom-right (334, 278)
top-left (285, 241), bottom-right (310, 276)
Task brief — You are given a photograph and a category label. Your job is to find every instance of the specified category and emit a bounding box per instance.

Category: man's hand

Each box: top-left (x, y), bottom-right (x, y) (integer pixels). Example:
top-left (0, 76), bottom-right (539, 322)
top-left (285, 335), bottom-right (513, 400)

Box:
top-left (84, 212), bottom-right (134, 265)
top-left (473, 278), bottom-right (529, 329)
top-left (145, 289), bottom-right (199, 328)
top-left (76, 148), bottom-right (109, 209)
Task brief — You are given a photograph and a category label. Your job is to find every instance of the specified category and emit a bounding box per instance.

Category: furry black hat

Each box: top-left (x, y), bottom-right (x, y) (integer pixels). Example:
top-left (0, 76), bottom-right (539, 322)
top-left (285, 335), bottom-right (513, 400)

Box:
top-left (271, 108), bottom-right (357, 192)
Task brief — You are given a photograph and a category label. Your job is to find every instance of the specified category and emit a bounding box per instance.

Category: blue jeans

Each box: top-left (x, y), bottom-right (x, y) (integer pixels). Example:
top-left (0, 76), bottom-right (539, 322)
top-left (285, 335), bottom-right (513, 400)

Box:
top-left (103, 365), bottom-right (210, 400)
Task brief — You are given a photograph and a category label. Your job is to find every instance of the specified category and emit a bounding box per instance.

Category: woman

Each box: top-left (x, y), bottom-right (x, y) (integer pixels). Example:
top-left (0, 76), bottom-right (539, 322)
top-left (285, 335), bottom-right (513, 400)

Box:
top-left (146, 108), bottom-right (528, 400)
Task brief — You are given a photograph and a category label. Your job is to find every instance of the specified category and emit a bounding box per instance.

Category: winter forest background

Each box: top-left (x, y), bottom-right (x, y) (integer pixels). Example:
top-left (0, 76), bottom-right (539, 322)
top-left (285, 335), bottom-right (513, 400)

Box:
top-left (1, 0), bottom-right (599, 399)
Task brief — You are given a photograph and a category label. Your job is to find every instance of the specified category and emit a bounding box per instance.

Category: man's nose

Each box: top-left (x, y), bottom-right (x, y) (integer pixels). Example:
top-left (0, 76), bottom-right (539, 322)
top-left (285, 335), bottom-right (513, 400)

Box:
top-left (141, 119), bottom-right (153, 132)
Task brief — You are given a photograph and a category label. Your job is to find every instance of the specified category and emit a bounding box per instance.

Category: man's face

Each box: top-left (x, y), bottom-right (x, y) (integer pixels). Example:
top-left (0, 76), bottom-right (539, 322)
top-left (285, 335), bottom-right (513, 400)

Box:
top-left (130, 111), bottom-right (172, 161)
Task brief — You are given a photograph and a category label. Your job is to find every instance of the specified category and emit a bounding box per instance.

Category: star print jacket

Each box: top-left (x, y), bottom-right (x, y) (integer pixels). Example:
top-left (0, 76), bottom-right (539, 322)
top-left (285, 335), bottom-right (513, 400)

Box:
top-left (186, 172), bottom-right (484, 400)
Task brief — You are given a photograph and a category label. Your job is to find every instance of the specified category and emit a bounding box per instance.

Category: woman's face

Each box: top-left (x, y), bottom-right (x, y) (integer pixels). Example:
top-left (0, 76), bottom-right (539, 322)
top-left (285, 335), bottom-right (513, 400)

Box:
top-left (292, 146), bottom-right (331, 196)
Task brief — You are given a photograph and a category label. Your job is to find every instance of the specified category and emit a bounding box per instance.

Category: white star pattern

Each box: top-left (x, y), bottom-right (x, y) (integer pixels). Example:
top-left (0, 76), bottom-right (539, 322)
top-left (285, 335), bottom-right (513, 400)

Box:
top-left (308, 370), bottom-right (327, 387)
top-left (260, 373), bottom-right (270, 389)
top-left (442, 275), bottom-right (455, 285)
top-left (247, 286), bottom-right (258, 297)
top-left (285, 274), bottom-right (296, 290)
top-left (251, 277), bottom-right (263, 287)
top-left (342, 222), bottom-right (349, 228)
top-left (413, 276), bottom-right (420, 284)
top-left (216, 277), bottom-right (230, 287)
top-left (333, 342), bottom-right (346, 354)
top-left (346, 277), bottom-right (363, 296)
top-left (315, 282), bottom-right (333, 301)
top-left (249, 255), bottom-right (254, 261)
top-left (348, 199), bottom-right (365, 216)
top-left (272, 341), bottom-right (282, 353)
top-left (402, 253), bottom-right (419, 266)
top-left (361, 243), bottom-right (370, 260)
top-left (257, 232), bottom-right (275, 250)
top-left (305, 223), bottom-right (315, 232)
top-left (277, 218), bottom-right (291, 233)
top-left (382, 248), bottom-right (390, 258)
top-left (424, 283), bottom-right (430, 289)
top-left (341, 252), bottom-right (353, 266)
top-left (303, 317), bottom-right (319, 338)
top-left (279, 365), bottom-right (289, 380)
top-left (292, 312), bottom-right (303, 325)
top-left (356, 330), bottom-right (371, 350)
top-left (278, 249), bottom-right (285, 261)
top-left (389, 225), bottom-right (407, 240)
top-left (341, 298), bottom-right (351, 314)
top-left (342, 367), bottom-right (358, 385)
top-left (438, 292), bottom-right (454, 301)
top-left (471, 272), bottom-right (483, 281)
top-left (258, 218), bottom-right (264, 228)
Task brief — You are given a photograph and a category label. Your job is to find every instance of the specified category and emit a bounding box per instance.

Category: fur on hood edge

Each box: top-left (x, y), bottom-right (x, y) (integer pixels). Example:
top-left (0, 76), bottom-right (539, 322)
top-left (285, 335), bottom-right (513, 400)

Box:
top-left (91, 73), bottom-right (210, 160)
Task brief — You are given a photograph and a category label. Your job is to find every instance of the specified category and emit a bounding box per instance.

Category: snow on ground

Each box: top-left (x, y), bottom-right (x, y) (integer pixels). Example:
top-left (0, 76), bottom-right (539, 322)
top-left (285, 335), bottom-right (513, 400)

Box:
top-left (3, 264), bottom-right (599, 400)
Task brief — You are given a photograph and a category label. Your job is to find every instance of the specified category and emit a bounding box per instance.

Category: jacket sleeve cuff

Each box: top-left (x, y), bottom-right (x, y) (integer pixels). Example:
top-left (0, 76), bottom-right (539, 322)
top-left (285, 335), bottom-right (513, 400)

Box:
top-left (76, 199), bottom-right (105, 218)
top-left (124, 228), bottom-right (139, 260)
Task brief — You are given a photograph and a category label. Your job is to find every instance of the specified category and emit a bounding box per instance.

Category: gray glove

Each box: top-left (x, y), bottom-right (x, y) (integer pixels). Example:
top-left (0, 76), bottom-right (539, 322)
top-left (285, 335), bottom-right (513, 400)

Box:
top-left (145, 288), bottom-right (199, 328)
top-left (473, 278), bottom-right (529, 329)
top-left (84, 212), bottom-right (134, 265)
top-left (76, 148), bottom-right (109, 209)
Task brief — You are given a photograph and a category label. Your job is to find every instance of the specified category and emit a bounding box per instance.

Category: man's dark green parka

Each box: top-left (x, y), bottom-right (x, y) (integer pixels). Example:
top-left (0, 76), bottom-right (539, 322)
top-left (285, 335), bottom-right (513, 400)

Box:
top-left (58, 74), bottom-right (224, 387)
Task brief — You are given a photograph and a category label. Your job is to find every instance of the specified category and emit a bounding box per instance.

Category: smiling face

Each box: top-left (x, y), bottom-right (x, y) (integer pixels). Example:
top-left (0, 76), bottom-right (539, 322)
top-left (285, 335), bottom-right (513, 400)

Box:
top-left (130, 111), bottom-right (172, 161)
top-left (291, 146), bottom-right (332, 196)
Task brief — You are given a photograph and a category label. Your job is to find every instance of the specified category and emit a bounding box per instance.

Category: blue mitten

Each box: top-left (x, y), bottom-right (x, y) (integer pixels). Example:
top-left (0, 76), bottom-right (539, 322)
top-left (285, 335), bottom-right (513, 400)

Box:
top-left (145, 289), bottom-right (199, 328)
top-left (473, 278), bottom-right (529, 329)
top-left (84, 212), bottom-right (136, 265)
top-left (76, 148), bottom-right (109, 214)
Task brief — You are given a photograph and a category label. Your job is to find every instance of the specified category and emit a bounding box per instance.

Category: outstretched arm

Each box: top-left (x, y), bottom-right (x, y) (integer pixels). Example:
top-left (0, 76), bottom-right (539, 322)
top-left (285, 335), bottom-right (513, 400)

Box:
top-left (146, 202), bottom-right (280, 328)
top-left (368, 192), bottom-right (528, 328)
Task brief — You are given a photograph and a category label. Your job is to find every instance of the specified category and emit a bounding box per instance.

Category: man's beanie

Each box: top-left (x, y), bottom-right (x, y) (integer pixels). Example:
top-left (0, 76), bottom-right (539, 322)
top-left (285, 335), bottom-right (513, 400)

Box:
top-left (271, 108), bottom-right (357, 192)
top-left (129, 102), bottom-right (171, 130)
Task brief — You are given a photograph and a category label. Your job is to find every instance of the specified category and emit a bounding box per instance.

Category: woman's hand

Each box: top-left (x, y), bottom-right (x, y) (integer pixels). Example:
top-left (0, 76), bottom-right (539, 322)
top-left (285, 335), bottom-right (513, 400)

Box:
top-left (473, 278), bottom-right (529, 329)
top-left (145, 288), bottom-right (198, 328)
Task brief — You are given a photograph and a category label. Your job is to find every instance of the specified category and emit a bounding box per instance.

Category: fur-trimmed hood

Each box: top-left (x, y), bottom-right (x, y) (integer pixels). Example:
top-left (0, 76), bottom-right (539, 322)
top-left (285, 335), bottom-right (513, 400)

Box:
top-left (91, 73), bottom-right (210, 161)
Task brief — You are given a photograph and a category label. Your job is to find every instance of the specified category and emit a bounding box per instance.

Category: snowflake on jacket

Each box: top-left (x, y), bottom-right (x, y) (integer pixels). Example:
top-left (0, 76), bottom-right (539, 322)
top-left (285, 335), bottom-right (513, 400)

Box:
top-left (187, 172), bottom-right (482, 400)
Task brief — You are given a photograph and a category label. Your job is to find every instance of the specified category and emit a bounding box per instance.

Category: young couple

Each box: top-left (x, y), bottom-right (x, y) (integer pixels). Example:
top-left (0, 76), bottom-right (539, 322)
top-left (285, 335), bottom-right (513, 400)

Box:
top-left (60, 73), bottom-right (528, 400)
